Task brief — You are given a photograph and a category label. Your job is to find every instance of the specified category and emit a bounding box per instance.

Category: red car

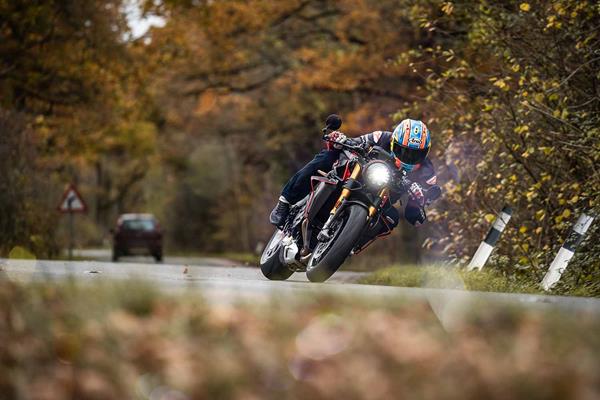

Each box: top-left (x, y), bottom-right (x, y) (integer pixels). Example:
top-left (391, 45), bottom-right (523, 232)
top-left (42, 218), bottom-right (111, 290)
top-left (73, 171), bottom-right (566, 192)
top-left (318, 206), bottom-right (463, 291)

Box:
top-left (111, 214), bottom-right (163, 262)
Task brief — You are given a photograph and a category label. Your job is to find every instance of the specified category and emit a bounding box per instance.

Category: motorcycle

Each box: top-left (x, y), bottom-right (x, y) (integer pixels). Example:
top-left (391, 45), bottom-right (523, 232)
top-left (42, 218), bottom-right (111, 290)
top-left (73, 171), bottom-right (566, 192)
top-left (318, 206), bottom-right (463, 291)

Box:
top-left (260, 115), bottom-right (440, 282)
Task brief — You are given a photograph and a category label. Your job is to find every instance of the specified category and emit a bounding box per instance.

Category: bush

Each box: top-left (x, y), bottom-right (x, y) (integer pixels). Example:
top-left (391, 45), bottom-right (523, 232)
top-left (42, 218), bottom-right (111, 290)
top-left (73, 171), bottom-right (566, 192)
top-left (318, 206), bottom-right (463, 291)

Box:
top-left (398, 1), bottom-right (600, 279)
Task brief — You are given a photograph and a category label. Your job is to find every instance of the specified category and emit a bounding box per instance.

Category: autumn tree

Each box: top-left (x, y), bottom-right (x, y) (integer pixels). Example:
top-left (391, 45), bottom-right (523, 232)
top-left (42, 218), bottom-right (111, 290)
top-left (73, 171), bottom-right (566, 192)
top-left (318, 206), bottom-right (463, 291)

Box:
top-left (143, 0), bottom-right (437, 259)
top-left (0, 0), bottom-right (159, 254)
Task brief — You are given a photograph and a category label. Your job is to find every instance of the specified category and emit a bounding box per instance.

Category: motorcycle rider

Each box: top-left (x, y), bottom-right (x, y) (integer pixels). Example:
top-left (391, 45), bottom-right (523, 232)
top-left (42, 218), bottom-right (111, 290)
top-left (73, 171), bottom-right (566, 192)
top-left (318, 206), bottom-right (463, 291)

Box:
top-left (269, 118), bottom-right (440, 232)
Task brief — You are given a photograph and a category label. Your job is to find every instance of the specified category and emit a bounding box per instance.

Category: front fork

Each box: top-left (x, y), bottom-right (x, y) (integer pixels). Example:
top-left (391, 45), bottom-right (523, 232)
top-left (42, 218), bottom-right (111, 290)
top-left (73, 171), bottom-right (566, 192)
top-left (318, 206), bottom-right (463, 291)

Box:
top-left (369, 187), bottom-right (389, 217)
top-left (317, 164), bottom-right (388, 242)
top-left (317, 164), bottom-right (361, 241)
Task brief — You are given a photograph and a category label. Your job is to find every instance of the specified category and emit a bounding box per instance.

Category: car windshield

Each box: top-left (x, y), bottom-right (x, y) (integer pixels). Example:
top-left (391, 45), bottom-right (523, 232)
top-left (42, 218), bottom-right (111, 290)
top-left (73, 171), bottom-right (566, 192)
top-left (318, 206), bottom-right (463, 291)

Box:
top-left (122, 219), bottom-right (155, 231)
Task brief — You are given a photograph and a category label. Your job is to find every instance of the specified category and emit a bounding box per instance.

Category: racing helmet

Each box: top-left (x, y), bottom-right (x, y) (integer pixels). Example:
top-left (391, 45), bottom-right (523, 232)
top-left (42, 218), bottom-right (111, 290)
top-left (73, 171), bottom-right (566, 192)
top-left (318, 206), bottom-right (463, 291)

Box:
top-left (391, 119), bottom-right (431, 171)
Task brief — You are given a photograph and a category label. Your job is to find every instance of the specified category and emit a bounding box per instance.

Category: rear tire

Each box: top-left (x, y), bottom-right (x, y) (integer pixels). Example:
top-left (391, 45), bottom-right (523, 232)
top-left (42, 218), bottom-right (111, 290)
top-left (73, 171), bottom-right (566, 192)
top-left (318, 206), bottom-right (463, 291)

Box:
top-left (260, 229), bottom-right (293, 280)
top-left (306, 205), bottom-right (368, 282)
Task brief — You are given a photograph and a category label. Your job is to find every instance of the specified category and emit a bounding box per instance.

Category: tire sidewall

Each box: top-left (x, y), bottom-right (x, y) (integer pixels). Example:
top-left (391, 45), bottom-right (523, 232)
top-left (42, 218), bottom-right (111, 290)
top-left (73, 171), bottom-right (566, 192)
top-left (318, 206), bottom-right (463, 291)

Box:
top-left (260, 229), bottom-right (293, 280)
top-left (307, 205), bottom-right (368, 282)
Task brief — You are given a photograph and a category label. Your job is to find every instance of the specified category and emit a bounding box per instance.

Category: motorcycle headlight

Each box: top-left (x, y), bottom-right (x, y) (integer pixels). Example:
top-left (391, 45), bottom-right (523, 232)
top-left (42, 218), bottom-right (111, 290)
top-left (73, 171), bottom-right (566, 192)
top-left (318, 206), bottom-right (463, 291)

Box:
top-left (364, 161), bottom-right (391, 189)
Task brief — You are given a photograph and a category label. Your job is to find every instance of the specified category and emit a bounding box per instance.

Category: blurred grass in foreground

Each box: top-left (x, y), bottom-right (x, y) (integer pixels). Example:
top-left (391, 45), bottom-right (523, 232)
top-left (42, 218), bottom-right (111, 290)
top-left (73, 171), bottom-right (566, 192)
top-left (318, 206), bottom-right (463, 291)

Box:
top-left (0, 278), bottom-right (599, 399)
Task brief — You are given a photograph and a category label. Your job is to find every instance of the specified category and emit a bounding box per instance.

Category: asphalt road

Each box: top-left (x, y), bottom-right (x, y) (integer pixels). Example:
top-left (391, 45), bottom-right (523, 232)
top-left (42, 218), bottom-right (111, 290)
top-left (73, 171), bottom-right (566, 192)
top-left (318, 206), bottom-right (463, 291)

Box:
top-left (2, 253), bottom-right (600, 320)
top-left (71, 248), bottom-right (241, 267)
top-left (0, 248), bottom-right (367, 301)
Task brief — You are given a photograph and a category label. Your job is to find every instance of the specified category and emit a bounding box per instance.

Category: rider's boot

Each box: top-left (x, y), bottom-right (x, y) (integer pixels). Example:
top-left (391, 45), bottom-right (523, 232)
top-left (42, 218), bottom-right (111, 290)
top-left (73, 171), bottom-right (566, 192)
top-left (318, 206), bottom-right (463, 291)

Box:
top-left (269, 197), bottom-right (290, 226)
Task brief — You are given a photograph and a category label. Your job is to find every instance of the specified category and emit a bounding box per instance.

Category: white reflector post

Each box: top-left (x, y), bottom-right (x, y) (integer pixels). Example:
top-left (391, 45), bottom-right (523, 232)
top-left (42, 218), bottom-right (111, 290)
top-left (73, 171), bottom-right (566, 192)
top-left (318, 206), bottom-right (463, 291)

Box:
top-left (467, 206), bottom-right (512, 271)
top-left (541, 213), bottom-right (595, 291)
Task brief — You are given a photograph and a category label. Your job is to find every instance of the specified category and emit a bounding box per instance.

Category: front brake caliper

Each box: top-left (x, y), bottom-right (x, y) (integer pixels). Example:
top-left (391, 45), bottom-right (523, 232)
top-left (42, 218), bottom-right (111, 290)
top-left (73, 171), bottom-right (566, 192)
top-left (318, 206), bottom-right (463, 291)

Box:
top-left (317, 214), bottom-right (336, 242)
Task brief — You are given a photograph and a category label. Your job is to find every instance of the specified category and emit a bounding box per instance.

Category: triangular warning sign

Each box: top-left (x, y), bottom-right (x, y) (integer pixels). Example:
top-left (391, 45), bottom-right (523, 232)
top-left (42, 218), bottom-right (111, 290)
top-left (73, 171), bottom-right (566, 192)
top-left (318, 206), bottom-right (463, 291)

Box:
top-left (58, 184), bottom-right (87, 213)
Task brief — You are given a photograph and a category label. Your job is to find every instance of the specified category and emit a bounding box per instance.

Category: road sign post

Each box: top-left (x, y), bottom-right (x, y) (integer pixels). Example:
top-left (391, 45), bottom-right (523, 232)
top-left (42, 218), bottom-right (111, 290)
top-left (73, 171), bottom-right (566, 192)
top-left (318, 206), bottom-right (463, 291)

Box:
top-left (68, 197), bottom-right (74, 260)
top-left (467, 205), bottom-right (512, 271)
top-left (541, 213), bottom-right (595, 291)
top-left (58, 184), bottom-right (87, 260)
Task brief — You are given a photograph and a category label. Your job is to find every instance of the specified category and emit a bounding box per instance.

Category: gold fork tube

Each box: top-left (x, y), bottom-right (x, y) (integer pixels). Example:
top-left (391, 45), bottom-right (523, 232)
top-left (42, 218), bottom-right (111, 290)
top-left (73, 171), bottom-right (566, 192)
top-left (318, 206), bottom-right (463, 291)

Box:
top-left (330, 163), bottom-right (361, 215)
top-left (369, 187), bottom-right (389, 218)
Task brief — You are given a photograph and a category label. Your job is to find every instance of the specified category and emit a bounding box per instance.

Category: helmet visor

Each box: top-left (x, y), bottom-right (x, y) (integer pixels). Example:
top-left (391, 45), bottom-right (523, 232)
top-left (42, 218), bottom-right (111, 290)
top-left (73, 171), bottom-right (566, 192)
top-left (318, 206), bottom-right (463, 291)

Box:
top-left (394, 146), bottom-right (428, 166)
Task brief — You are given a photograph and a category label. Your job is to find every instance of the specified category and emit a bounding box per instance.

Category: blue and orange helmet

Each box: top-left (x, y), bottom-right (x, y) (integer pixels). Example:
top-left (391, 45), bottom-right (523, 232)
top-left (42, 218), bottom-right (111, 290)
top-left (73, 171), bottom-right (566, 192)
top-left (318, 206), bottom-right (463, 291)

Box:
top-left (391, 119), bottom-right (431, 171)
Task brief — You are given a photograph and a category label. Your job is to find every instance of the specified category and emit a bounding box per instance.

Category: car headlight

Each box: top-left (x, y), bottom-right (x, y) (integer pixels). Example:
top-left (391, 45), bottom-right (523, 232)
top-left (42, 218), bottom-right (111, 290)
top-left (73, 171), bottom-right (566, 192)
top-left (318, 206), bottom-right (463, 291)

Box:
top-left (364, 161), bottom-right (391, 189)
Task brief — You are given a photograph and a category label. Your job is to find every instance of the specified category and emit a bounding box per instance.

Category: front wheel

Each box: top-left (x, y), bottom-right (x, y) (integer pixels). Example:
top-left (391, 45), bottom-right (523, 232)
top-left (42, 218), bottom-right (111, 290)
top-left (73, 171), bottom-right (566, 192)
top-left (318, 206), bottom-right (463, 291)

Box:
top-left (260, 229), bottom-right (293, 280)
top-left (306, 205), bottom-right (368, 282)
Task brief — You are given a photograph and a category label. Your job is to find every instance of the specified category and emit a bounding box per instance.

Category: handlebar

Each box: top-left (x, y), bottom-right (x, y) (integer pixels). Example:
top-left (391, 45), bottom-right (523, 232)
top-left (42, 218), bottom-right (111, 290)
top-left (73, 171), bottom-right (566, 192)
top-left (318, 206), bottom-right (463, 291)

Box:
top-left (321, 127), bottom-right (437, 207)
top-left (323, 132), bottom-right (406, 179)
top-left (321, 133), bottom-right (367, 154)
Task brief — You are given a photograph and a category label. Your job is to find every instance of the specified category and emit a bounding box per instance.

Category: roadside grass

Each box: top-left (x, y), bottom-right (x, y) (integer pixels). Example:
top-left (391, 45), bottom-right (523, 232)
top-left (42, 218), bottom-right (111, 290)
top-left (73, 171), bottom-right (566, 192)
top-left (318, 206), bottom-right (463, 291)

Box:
top-left (217, 252), bottom-right (259, 265)
top-left (359, 265), bottom-right (544, 295)
top-left (1, 278), bottom-right (599, 399)
top-left (51, 248), bottom-right (260, 265)
top-left (53, 255), bottom-right (91, 262)
top-left (168, 251), bottom-right (259, 265)
top-left (360, 265), bottom-right (600, 298)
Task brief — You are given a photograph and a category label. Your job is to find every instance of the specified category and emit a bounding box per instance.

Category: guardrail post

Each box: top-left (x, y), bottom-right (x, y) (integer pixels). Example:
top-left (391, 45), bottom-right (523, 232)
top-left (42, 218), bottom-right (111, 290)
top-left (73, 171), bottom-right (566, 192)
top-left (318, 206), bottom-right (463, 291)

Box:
top-left (467, 205), bottom-right (512, 271)
top-left (541, 213), bottom-right (595, 291)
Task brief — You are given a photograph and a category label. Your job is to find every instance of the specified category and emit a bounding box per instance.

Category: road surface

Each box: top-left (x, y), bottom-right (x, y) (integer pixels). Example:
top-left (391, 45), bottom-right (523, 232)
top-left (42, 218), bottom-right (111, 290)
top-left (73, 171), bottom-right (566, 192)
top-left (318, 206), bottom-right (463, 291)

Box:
top-left (1, 254), bottom-right (599, 319)
top-left (71, 248), bottom-right (242, 267)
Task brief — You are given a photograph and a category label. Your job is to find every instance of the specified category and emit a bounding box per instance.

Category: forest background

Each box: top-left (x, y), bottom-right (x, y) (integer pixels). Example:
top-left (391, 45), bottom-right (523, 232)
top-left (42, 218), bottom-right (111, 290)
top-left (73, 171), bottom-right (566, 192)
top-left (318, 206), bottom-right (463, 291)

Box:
top-left (1, 0), bottom-right (598, 289)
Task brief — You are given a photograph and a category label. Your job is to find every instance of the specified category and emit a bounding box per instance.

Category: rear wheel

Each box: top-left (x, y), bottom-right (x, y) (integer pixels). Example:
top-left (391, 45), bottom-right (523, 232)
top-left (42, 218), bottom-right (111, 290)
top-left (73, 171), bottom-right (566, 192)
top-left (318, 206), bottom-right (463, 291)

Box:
top-left (260, 229), bottom-right (293, 280)
top-left (306, 205), bottom-right (368, 282)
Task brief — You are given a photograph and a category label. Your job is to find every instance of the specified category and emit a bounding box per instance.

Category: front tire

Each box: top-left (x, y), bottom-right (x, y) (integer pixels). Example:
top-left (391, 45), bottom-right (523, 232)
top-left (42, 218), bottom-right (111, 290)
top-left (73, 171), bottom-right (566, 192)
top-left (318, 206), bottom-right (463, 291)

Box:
top-left (306, 205), bottom-right (368, 282)
top-left (260, 229), bottom-right (293, 280)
